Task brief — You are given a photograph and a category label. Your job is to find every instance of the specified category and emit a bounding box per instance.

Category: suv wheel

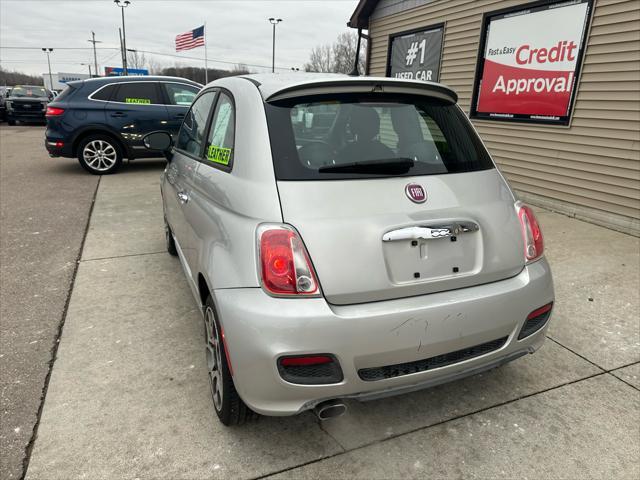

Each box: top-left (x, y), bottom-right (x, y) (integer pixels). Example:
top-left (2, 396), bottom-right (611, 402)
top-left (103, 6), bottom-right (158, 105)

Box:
top-left (204, 295), bottom-right (257, 426)
top-left (77, 135), bottom-right (122, 175)
top-left (7, 117), bottom-right (16, 126)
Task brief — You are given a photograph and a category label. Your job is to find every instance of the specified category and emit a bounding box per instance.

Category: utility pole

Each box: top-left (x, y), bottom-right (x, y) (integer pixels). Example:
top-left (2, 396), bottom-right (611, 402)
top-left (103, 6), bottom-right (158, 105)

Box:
top-left (114, 0), bottom-right (131, 75)
top-left (268, 18), bottom-right (282, 73)
top-left (42, 48), bottom-right (54, 90)
top-left (87, 31), bottom-right (102, 77)
top-left (81, 63), bottom-right (92, 76)
top-left (118, 28), bottom-right (125, 73)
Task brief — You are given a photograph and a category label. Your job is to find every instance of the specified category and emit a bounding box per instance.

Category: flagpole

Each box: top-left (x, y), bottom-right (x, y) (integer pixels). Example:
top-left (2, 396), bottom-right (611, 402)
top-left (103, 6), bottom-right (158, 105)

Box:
top-left (204, 22), bottom-right (208, 84)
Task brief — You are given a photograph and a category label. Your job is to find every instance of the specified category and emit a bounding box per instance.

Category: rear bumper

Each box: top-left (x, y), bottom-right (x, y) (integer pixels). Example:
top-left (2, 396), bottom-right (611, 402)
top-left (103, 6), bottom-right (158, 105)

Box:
top-left (44, 135), bottom-right (73, 158)
top-left (213, 258), bottom-right (554, 416)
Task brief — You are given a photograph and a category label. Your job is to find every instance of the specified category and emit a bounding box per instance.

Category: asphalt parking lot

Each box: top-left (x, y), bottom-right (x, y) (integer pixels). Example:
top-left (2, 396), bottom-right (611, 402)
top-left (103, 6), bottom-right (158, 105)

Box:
top-left (2, 126), bottom-right (639, 479)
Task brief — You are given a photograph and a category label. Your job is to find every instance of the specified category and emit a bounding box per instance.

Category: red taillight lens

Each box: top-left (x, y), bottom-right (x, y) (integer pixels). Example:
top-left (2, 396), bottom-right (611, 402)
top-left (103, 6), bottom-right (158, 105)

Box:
top-left (280, 355), bottom-right (333, 367)
top-left (517, 203), bottom-right (544, 262)
top-left (527, 302), bottom-right (553, 320)
top-left (45, 106), bottom-right (64, 116)
top-left (258, 225), bottom-right (319, 296)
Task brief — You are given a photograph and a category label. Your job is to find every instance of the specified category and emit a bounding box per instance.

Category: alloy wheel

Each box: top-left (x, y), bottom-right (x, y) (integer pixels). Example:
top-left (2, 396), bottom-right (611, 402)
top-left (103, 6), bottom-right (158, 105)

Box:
top-left (82, 139), bottom-right (117, 172)
top-left (205, 306), bottom-right (224, 411)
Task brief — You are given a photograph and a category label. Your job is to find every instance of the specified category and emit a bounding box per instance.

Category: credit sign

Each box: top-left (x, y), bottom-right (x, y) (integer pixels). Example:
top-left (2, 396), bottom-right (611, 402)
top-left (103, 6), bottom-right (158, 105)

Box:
top-left (470, 0), bottom-right (593, 125)
top-left (387, 25), bottom-right (444, 82)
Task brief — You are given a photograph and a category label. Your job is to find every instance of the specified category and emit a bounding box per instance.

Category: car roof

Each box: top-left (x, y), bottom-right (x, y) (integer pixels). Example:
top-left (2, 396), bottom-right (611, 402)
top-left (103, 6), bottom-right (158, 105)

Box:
top-left (71, 76), bottom-right (202, 88)
top-left (238, 73), bottom-right (458, 104)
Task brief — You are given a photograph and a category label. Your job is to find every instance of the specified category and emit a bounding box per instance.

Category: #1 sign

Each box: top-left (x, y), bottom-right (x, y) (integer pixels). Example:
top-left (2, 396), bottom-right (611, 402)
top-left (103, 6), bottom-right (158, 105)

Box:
top-left (387, 25), bottom-right (444, 82)
top-left (470, 0), bottom-right (593, 125)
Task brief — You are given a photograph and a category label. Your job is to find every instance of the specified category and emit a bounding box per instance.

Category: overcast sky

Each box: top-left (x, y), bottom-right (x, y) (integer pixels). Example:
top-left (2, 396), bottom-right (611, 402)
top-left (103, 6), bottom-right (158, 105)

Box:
top-left (0, 0), bottom-right (360, 77)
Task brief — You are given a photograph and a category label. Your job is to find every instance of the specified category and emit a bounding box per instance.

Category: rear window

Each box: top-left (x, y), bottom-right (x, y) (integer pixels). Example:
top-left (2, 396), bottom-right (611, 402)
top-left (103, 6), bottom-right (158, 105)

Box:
top-left (111, 82), bottom-right (161, 105)
top-left (265, 94), bottom-right (494, 180)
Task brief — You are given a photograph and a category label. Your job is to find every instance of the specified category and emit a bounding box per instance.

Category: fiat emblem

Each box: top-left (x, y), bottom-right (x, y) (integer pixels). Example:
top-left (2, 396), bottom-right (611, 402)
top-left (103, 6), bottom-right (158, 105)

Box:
top-left (405, 183), bottom-right (427, 203)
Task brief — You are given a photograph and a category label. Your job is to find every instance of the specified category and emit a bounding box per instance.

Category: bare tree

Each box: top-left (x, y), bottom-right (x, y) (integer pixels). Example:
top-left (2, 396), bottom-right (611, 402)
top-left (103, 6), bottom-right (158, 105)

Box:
top-left (0, 67), bottom-right (43, 86)
top-left (304, 31), bottom-right (367, 74)
top-left (231, 63), bottom-right (251, 75)
top-left (126, 50), bottom-right (147, 70)
top-left (304, 44), bottom-right (333, 73)
top-left (146, 56), bottom-right (166, 75)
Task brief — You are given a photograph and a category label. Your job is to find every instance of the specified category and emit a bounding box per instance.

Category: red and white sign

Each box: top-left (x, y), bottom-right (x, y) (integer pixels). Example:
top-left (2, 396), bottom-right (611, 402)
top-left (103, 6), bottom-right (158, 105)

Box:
top-left (472, 1), bottom-right (592, 124)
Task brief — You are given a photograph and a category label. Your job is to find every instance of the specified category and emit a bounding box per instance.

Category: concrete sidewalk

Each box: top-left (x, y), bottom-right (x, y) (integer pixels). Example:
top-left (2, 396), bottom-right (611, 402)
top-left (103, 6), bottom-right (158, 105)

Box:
top-left (25, 166), bottom-right (639, 479)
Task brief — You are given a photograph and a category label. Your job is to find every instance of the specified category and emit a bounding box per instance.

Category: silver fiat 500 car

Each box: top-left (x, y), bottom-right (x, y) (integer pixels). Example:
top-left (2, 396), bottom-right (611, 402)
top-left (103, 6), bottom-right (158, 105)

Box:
top-left (144, 73), bottom-right (554, 426)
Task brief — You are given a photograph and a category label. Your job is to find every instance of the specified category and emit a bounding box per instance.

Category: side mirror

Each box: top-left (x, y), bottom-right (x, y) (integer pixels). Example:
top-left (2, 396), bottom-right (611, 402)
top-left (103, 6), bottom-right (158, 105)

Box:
top-left (143, 131), bottom-right (173, 152)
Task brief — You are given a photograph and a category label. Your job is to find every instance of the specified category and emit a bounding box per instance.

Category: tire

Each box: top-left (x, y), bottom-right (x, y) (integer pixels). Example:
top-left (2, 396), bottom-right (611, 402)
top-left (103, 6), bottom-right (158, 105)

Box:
top-left (164, 218), bottom-right (178, 256)
top-left (77, 134), bottom-right (122, 175)
top-left (7, 117), bottom-right (16, 126)
top-left (203, 295), bottom-right (257, 426)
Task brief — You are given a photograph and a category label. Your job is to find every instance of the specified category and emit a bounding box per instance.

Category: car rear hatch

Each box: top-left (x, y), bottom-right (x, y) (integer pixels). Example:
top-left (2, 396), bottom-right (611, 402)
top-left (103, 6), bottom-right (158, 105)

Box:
top-left (264, 79), bottom-right (524, 305)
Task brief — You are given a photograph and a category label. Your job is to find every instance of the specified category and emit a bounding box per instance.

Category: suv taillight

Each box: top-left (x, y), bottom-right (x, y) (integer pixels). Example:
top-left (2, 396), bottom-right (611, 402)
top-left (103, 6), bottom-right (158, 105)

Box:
top-left (45, 106), bottom-right (64, 116)
top-left (516, 202), bottom-right (544, 262)
top-left (257, 225), bottom-right (320, 296)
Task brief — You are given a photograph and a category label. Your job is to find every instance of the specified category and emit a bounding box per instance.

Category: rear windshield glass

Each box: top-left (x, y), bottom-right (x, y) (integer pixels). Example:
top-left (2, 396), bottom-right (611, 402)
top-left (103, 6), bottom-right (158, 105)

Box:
top-left (265, 94), bottom-right (494, 180)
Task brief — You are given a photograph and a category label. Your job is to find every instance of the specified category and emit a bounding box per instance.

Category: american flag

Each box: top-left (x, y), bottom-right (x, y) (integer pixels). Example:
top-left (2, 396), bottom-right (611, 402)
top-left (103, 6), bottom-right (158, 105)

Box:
top-left (175, 25), bottom-right (205, 52)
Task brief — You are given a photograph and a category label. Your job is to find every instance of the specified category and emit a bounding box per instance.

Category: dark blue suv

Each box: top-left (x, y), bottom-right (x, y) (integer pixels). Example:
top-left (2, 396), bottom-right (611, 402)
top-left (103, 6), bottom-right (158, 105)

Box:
top-left (45, 76), bottom-right (201, 174)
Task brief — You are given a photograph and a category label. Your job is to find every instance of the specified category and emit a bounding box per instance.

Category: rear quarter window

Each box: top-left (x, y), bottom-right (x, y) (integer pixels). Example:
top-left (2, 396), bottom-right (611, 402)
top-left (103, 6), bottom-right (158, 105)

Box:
top-left (265, 93), bottom-right (494, 181)
top-left (90, 84), bottom-right (117, 101)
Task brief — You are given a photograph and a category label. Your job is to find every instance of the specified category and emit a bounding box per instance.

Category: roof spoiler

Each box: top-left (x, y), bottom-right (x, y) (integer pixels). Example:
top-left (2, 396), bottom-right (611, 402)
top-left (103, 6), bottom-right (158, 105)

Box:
top-left (265, 78), bottom-right (458, 104)
top-left (65, 80), bottom-right (84, 89)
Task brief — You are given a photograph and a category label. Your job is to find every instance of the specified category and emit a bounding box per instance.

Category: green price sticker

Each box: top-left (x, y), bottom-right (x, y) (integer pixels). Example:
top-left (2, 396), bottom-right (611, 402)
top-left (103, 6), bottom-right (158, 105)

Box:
top-left (125, 98), bottom-right (151, 104)
top-left (207, 145), bottom-right (232, 165)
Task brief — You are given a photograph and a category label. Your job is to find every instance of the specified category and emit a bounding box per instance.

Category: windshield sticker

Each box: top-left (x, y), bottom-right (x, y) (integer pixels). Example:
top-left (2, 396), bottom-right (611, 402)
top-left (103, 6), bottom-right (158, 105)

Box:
top-left (125, 98), bottom-right (151, 104)
top-left (207, 145), bottom-right (232, 165)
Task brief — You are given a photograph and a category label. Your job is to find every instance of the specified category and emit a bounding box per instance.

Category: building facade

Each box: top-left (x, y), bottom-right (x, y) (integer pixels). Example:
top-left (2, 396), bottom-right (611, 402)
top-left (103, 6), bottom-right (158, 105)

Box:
top-left (350, 0), bottom-right (640, 235)
top-left (43, 72), bottom-right (91, 91)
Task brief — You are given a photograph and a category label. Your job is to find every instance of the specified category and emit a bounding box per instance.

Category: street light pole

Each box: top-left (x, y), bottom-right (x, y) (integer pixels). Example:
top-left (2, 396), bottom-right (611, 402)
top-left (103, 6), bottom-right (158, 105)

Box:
top-left (268, 18), bottom-right (282, 73)
top-left (114, 0), bottom-right (131, 75)
top-left (42, 48), bottom-right (54, 90)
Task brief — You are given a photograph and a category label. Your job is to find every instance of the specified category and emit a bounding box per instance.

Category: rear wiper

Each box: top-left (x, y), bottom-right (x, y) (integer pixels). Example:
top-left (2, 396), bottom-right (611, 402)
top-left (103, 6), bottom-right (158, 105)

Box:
top-left (318, 157), bottom-right (414, 174)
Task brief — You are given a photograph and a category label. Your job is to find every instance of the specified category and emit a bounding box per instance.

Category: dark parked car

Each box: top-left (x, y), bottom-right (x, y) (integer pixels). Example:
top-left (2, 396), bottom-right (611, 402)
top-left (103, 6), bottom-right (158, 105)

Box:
top-left (6, 85), bottom-right (52, 125)
top-left (0, 86), bottom-right (11, 121)
top-left (45, 76), bottom-right (201, 174)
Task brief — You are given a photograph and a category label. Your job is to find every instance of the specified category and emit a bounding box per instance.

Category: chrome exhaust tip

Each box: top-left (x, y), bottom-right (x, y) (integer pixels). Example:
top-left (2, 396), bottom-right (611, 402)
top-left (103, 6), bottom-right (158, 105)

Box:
top-left (313, 399), bottom-right (347, 420)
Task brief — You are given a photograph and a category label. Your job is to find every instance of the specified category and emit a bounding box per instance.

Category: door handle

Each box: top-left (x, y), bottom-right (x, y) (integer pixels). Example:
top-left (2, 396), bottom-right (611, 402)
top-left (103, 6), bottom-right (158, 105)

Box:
top-left (382, 222), bottom-right (479, 242)
top-left (177, 191), bottom-right (189, 204)
top-left (110, 112), bottom-right (127, 117)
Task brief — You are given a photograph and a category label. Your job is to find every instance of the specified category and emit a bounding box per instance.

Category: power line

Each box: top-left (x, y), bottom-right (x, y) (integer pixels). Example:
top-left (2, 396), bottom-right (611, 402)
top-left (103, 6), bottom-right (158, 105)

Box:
top-left (0, 46), bottom-right (119, 50)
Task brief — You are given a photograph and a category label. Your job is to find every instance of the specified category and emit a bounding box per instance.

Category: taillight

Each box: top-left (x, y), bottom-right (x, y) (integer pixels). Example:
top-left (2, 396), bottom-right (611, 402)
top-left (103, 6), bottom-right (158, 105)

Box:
top-left (45, 106), bottom-right (64, 116)
top-left (280, 355), bottom-right (333, 367)
top-left (527, 302), bottom-right (553, 320)
top-left (516, 202), bottom-right (544, 262)
top-left (257, 225), bottom-right (319, 296)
